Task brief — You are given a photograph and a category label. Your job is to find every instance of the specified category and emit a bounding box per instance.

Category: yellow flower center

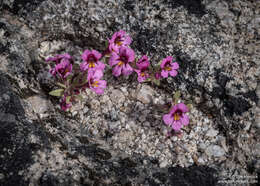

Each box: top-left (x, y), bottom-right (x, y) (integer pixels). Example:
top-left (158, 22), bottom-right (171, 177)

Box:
top-left (116, 41), bottom-right (123, 46)
top-left (89, 61), bottom-right (95, 68)
top-left (118, 61), bottom-right (124, 66)
top-left (141, 72), bottom-right (145, 77)
top-left (64, 68), bottom-right (69, 74)
top-left (174, 113), bottom-right (180, 121)
top-left (92, 81), bottom-right (99, 87)
top-left (165, 66), bottom-right (172, 71)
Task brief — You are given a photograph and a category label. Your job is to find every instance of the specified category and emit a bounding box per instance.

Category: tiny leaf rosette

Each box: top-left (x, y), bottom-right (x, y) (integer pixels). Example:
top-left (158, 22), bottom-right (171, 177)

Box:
top-left (173, 91), bottom-right (181, 104)
top-left (49, 89), bottom-right (64, 97)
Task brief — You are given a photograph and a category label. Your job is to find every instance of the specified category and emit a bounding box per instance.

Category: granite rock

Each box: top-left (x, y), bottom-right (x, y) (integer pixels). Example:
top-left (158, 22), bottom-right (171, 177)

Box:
top-left (0, 0), bottom-right (259, 185)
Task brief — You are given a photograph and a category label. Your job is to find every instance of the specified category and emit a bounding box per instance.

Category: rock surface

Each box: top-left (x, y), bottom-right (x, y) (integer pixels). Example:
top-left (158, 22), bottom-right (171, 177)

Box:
top-left (0, 0), bottom-right (259, 185)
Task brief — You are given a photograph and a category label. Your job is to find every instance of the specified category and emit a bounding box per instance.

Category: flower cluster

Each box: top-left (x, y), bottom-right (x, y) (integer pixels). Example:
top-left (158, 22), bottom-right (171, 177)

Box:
top-left (106, 30), bottom-right (179, 84)
top-left (46, 50), bottom-right (107, 111)
top-left (163, 103), bottom-right (189, 131)
top-left (46, 30), bottom-right (190, 134)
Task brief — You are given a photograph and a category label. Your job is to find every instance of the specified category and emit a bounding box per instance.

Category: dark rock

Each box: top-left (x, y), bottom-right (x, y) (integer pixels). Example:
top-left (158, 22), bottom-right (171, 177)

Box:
top-left (167, 166), bottom-right (217, 186)
top-left (0, 72), bottom-right (41, 186)
top-left (224, 96), bottom-right (251, 116)
top-left (0, 71), bottom-right (219, 185)
top-left (2, 0), bottom-right (46, 16)
top-left (76, 144), bottom-right (112, 161)
top-left (240, 90), bottom-right (259, 104)
top-left (132, 28), bottom-right (160, 55)
top-left (0, 0), bottom-right (259, 185)
top-left (164, 0), bottom-right (206, 17)
top-left (124, 0), bottom-right (135, 11)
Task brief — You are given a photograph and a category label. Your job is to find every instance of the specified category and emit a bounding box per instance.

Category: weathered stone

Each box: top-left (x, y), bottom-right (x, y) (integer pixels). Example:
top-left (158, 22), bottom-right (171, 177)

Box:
top-left (0, 0), bottom-right (259, 185)
top-left (206, 128), bottom-right (219, 137)
top-left (26, 95), bottom-right (53, 117)
top-left (159, 160), bottom-right (168, 168)
top-left (136, 85), bottom-right (154, 104)
top-left (110, 89), bottom-right (125, 106)
top-left (206, 145), bottom-right (225, 158)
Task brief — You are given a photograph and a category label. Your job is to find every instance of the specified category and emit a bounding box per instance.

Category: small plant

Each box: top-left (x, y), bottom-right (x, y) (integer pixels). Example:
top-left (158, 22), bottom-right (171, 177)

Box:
top-left (45, 30), bottom-right (190, 135)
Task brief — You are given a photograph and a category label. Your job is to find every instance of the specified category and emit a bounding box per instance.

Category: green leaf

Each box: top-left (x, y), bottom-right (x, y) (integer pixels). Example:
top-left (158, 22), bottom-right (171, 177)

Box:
top-left (75, 94), bottom-right (84, 102)
top-left (148, 65), bottom-right (154, 71)
top-left (187, 104), bottom-right (192, 110)
top-left (104, 40), bottom-right (109, 49)
top-left (73, 63), bottom-right (80, 71)
top-left (156, 65), bottom-right (161, 70)
top-left (66, 96), bottom-right (71, 103)
top-left (145, 78), bottom-right (151, 82)
top-left (49, 89), bottom-right (64, 97)
top-left (66, 74), bottom-right (73, 84)
top-left (153, 79), bottom-right (160, 86)
top-left (173, 91), bottom-right (181, 100)
top-left (76, 79), bottom-right (88, 87)
top-left (57, 82), bottom-right (66, 88)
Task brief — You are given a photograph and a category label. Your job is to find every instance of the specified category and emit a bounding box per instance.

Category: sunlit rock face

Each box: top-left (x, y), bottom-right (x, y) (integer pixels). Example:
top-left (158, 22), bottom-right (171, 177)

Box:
top-left (0, 0), bottom-right (259, 185)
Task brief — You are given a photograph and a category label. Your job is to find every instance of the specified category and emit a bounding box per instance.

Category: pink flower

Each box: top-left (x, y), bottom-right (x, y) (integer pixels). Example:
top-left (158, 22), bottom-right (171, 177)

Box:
top-left (88, 69), bottom-right (107, 95)
top-left (108, 30), bottom-right (132, 53)
top-left (80, 50), bottom-right (105, 72)
top-left (46, 53), bottom-right (72, 64)
top-left (109, 46), bottom-right (135, 77)
top-left (135, 55), bottom-right (150, 82)
top-left (160, 56), bottom-right (179, 78)
top-left (136, 55), bottom-right (149, 69)
top-left (60, 95), bottom-right (72, 111)
top-left (46, 54), bottom-right (73, 78)
top-left (54, 59), bottom-right (73, 79)
top-left (163, 103), bottom-right (189, 131)
top-left (155, 72), bottom-right (162, 80)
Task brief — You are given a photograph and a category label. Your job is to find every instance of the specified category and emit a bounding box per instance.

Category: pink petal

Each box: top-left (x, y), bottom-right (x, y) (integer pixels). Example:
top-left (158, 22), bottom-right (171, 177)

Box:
top-left (137, 75), bottom-right (146, 83)
top-left (181, 114), bottom-right (189, 126)
top-left (160, 56), bottom-right (172, 68)
top-left (98, 80), bottom-right (107, 89)
top-left (125, 47), bottom-right (135, 62)
top-left (111, 33), bottom-right (118, 42)
top-left (136, 56), bottom-right (149, 69)
top-left (169, 69), bottom-right (177, 77)
top-left (109, 52), bottom-right (120, 66)
top-left (172, 121), bottom-right (182, 131)
top-left (124, 35), bottom-right (132, 45)
top-left (161, 70), bottom-right (169, 78)
top-left (163, 113), bottom-right (173, 126)
top-left (177, 103), bottom-right (189, 113)
top-left (122, 63), bottom-right (133, 76)
top-left (112, 65), bottom-right (122, 77)
top-left (46, 57), bottom-right (56, 62)
top-left (112, 44), bottom-right (120, 53)
top-left (49, 68), bottom-right (56, 76)
top-left (119, 47), bottom-right (127, 56)
top-left (169, 105), bottom-right (178, 114)
top-left (92, 50), bottom-right (102, 60)
top-left (155, 72), bottom-right (162, 80)
top-left (96, 61), bottom-right (105, 71)
top-left (134, 69), bottom-right (141, 74)
top-left (94, 87), bottom-right (104, 95)
top-left (82, 50), bottom-right (91, 61)
top-left (64, 71), bottom-right (71, 78)
top-left (80, 62), bottom-right (88, 71)
top-left (93, 69), bottom-right (104, 79)
top-left (62, 53), bottom-right (72, 59)
top-left (118, 30), bottom-right (126, 36)
top-left (171, 62), bottom-right (179, 70)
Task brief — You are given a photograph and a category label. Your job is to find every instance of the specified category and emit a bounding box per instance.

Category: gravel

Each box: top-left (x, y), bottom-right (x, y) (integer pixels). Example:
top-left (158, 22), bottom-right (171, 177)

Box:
top-left (0, 0), bottom-right (259, 185)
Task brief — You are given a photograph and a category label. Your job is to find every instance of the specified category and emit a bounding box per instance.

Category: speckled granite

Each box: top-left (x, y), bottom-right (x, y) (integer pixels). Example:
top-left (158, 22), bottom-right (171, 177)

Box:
top-left (0, 0), bottom-right (259, 185)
